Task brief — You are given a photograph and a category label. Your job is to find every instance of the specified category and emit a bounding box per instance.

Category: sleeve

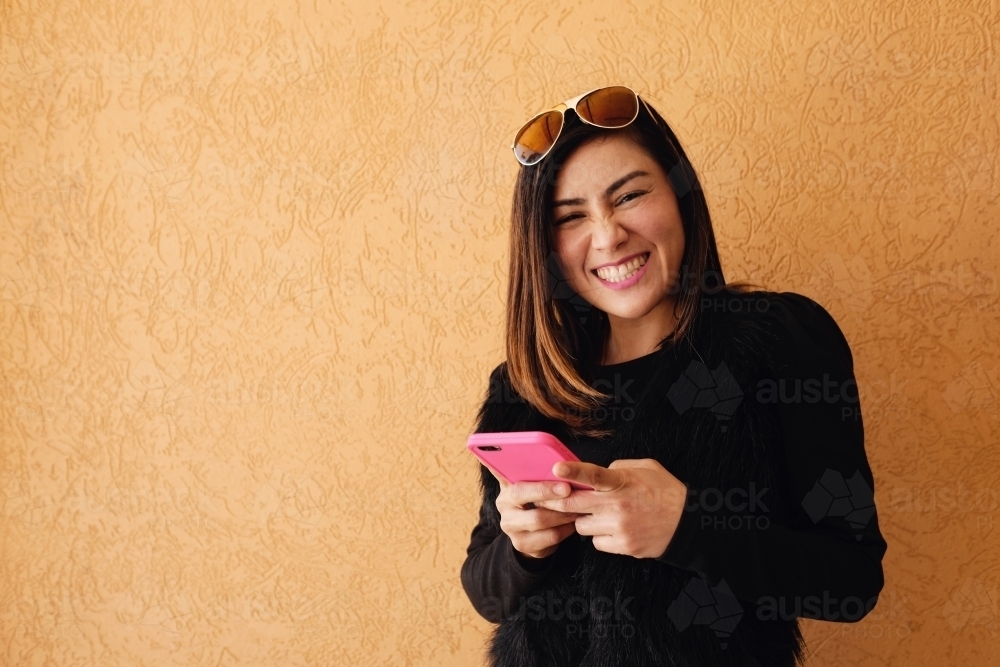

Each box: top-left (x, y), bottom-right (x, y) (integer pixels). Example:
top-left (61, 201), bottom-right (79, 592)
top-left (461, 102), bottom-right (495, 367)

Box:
top-left (460, 496), bottom-right (559, 622)
top-left (656, 292), bottom-right (888, 623)
top-left (459, 362), bottom-right (560, 623)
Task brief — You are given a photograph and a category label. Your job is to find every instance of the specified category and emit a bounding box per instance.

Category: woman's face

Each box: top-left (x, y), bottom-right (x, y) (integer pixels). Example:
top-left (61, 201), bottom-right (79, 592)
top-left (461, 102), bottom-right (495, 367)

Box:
top-left (550, 134), bottom-right (686, 327)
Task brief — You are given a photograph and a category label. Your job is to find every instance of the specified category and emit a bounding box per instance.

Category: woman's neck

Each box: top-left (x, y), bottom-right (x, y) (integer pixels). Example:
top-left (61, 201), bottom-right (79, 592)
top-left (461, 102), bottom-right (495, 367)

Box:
top-left (601, 303), bottom-right (680, 365)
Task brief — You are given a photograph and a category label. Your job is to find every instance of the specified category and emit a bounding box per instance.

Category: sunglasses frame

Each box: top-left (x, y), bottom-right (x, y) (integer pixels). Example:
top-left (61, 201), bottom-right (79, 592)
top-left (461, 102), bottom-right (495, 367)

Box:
top-left (511, 86), bottom-right (654, 166)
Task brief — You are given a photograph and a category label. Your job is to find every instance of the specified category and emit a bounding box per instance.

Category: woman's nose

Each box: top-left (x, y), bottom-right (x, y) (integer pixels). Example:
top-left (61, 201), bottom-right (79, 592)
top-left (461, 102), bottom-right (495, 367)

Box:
top-left (591, 215), bottom-right (628, 250)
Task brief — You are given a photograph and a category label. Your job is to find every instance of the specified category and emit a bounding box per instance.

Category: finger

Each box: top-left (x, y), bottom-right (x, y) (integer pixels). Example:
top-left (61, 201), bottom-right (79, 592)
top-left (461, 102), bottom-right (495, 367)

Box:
top-left (552, 461), bottom-right (626, 492)
top-left (514, 523), bottom-right (577, 554)
top-left (572, 513), bottom-right (613, 537)
top-left (534, 489), bottom-right (601, 514)
top-left (509, 480), bottom-right (572, 507)
top-left (506, 508), bottom-right (580, 535)
top-left (590, 534), bottom-right (626, 556)
top-left (529, 508), bottom-right (582, 529)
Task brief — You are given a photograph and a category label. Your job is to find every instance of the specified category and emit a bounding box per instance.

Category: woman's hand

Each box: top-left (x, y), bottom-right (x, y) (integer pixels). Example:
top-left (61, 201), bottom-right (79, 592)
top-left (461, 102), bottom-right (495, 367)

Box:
top-left (483, 463), bottom-right (583, 561)
top-left (533, 459), bottom-right (688, 559)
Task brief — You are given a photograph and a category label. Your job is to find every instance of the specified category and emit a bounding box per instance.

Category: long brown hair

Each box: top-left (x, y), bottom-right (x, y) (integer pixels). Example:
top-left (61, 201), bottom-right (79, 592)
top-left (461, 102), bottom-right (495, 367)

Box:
top-left (505, 95), bottom-right (757, 438)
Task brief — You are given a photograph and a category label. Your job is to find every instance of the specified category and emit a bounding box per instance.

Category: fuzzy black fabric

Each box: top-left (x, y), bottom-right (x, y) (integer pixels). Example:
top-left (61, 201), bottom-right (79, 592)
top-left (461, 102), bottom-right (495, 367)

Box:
top-left (471, 291), bottom-right (808, 666)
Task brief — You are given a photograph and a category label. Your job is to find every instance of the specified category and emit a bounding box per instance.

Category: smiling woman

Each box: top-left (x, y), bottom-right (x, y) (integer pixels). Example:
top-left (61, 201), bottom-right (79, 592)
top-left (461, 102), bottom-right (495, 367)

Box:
top-left (460, 86), bottom-right (887, 667)
top-left (504, 87), bottom-right (739, 439)
top-left (549, 139), bottom-right (686, 366)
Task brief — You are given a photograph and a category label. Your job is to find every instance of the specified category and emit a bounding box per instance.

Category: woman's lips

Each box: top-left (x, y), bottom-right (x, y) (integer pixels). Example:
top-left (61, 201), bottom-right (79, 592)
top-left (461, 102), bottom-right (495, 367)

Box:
top-left (594, 253), bottom-right (650, 291)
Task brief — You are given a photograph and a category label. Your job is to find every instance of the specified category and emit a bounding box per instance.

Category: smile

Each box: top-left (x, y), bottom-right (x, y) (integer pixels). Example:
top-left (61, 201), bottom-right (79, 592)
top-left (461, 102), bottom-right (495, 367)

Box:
top-left (593, 253), bottom-right (650, 283)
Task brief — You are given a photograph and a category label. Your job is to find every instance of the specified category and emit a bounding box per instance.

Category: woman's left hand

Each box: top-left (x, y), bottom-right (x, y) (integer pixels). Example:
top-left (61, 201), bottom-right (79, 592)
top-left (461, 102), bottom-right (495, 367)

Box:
top-left (534, 459), bottom-right (687, 559)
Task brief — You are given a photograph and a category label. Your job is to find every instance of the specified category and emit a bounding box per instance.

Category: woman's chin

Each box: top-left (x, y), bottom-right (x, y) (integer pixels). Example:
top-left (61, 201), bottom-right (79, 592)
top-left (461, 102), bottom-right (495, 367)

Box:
top-left (599, 293), bottom-right (678, 322)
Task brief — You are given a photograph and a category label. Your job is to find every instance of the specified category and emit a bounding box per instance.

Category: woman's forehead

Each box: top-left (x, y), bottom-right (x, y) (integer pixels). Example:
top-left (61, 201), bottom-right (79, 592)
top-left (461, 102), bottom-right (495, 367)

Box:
top-left (552, 138), bottom-right (660, 198)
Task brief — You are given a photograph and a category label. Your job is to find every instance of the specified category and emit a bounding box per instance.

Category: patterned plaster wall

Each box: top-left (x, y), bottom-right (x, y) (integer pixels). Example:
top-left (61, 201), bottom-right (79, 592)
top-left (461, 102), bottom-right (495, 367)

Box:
top-left (1, 0), bottom-right (997, 665)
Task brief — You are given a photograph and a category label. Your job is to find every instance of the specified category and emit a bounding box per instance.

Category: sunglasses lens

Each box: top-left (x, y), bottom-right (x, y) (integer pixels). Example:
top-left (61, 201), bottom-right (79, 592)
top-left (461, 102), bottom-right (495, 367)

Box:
top-left (513, 110), bottom-right (564, 166)
top-left (576, 86), bottom-right (639, 127)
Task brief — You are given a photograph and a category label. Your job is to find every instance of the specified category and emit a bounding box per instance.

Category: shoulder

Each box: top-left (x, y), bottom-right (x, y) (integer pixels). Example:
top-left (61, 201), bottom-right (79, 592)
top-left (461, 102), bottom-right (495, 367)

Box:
top-left (475, 360), bottom-right (531, 433)
top-left (484, 361), bottom-right (521, 403)
top-left (765, 291), bottom-right (854, 372)
top-left (694, 289), bottom-right (854, 374)
top-left (486, 361), bottom-right (506, 388)
top-left (738, 290), bottom-right (855, 376)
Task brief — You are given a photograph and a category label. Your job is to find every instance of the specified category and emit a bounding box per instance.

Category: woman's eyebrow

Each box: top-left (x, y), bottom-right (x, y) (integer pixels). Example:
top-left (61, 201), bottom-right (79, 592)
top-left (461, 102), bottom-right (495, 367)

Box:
top-left (552, 170), bottom-right (651, 208)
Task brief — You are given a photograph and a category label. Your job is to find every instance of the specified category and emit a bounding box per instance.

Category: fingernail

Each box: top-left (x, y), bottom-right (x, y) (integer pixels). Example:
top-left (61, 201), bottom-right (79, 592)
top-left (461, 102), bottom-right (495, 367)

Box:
top-left (555, 483), bottom-right (568, 495)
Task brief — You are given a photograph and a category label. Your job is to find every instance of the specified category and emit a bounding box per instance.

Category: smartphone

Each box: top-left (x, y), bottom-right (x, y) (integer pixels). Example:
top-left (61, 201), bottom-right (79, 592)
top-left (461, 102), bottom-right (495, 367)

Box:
top-left (466, 431), bottom-right (594, 490)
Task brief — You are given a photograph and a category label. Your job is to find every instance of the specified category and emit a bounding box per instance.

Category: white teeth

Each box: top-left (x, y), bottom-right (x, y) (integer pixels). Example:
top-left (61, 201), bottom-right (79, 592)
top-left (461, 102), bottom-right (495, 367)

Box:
top-left (596, 254), bottom-right (648, 282)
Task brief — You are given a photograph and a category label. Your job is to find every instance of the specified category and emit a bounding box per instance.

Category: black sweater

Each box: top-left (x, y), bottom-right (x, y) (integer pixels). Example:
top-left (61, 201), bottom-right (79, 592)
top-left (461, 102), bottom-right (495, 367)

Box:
top-left (461, 292), bottom-right (887, 623)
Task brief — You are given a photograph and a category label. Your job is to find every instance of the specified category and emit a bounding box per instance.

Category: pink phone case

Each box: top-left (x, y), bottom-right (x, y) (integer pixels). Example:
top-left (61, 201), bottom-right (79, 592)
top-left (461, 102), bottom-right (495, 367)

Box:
top-left (467, 431), bottom-right (594, 490)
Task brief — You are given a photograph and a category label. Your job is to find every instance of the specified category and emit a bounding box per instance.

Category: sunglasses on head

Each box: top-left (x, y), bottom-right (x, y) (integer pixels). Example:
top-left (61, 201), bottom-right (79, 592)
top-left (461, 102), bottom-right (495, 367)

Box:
top-left (511, 85), bottom-right (651, 167)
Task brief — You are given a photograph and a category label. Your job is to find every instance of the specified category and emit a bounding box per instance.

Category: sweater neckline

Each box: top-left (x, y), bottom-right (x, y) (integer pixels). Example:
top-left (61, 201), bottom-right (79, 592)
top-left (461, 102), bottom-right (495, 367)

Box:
top-left (596, 348), bottom-right (661, 371)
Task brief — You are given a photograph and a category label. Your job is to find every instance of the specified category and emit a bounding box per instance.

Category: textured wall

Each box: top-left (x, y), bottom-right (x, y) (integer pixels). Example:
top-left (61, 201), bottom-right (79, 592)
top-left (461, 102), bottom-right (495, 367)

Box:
top-left (1, 0), bottom-right (997, 665)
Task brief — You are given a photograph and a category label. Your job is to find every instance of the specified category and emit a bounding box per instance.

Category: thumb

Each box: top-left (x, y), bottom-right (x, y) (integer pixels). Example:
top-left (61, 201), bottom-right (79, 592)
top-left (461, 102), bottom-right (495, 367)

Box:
top-left (554, 461), bottom-right (625, 492)
top-left (609, 458), bottom-right (661, 470)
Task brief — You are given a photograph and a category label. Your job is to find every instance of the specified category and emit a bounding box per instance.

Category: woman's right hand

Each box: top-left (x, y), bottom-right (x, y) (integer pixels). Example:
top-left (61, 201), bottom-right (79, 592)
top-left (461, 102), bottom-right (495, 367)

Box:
top-left (483, 463), bottom-right (582, 560)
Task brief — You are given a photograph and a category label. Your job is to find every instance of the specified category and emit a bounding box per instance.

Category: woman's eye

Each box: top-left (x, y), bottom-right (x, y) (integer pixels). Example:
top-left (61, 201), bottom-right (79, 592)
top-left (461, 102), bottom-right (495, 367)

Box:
top-left (554, 214), bottom-right (582, 226)
top-left (618, 191), bottom-right (644, 205)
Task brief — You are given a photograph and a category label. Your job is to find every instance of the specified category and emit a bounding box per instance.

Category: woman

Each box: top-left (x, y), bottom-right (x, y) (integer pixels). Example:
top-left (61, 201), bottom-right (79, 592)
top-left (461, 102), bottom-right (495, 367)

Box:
top-left (460, 86), bottom-right (887, 666)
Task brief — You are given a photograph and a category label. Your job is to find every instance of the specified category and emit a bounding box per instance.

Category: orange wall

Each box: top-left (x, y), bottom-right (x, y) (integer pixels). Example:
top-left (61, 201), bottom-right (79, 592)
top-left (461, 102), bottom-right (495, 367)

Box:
top-left (1, 1), bottom-right (997, 665)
